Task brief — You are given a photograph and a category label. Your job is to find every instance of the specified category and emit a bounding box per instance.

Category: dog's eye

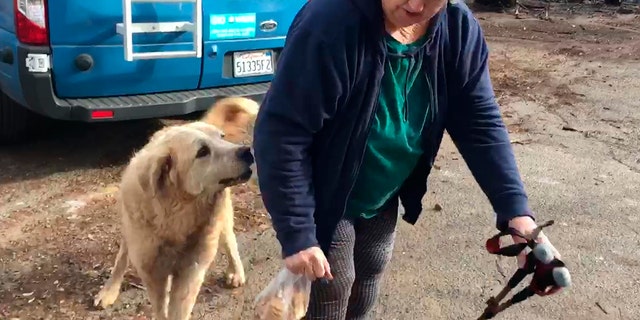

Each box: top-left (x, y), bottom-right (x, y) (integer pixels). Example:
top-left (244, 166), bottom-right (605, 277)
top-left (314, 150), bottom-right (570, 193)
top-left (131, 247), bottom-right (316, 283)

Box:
top-left (220, 132), bottom-right (226, 138)
top-left (195, 145), bottom-right (210, 158)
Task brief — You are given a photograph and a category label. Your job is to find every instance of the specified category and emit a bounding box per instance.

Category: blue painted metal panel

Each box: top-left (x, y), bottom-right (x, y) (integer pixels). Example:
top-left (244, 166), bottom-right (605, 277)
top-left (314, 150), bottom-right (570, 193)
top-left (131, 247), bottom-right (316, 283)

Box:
top-left (0, 0), bottom-right (16, 34)
top-left (47, 1), bottom-right (202, 98)
top-left (199, 0), bottom-right (305, 89)
top-left (204, 0), bottom-right (305, 41)
top-left (0, 29), bottom-right (27, 107)
top-left (0, 0), bottom-right (25, 105)
top-left (51, 44), bottom-right (201, 98)
top-left (45, 0), bottom-right (305, 97)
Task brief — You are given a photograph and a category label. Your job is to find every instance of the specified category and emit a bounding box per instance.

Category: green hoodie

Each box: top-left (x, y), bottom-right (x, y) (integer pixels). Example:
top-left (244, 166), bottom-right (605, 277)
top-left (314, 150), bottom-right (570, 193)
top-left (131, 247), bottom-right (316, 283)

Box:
top-left (346, 34), bottom-right (432, 219)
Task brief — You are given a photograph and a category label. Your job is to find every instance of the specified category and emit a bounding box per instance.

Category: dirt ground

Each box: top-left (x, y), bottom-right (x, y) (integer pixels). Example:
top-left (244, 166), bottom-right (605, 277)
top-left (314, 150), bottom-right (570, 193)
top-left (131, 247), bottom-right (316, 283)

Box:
top-left (1, 6), bottom-right (639, 320)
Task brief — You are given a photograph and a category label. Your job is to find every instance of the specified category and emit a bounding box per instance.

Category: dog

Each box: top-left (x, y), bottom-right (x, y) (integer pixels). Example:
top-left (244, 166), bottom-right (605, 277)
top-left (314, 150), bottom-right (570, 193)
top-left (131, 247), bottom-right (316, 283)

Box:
top-left (94, 97), bottom-right (259, 320)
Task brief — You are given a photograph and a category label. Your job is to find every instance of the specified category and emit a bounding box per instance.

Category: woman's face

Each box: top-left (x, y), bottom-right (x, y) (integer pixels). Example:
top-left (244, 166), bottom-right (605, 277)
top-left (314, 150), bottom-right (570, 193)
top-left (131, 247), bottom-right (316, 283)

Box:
top-left (382, 0), bottom-right (447, 28)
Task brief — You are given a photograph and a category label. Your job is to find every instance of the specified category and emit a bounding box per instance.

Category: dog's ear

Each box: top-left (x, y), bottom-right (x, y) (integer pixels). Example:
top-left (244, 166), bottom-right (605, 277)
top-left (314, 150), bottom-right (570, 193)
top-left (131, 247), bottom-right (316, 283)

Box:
top-left (139, 149), bottom-right (174, 197)
top-left (201, 97), bottom-right (258, 142)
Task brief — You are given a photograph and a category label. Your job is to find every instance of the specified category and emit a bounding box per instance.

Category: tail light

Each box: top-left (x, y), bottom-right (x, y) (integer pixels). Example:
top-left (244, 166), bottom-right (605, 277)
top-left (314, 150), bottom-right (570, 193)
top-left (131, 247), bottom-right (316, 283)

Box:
top-left (14, 0), bottom-right (48, 45)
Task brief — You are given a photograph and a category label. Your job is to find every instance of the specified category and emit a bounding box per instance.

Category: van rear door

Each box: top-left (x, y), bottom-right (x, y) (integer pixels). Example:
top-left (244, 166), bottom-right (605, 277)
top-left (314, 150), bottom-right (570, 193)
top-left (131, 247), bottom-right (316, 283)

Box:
top-left (48, 1), bottom-right (202, 98)
top-left (198, 0), bottom-right (306, 89)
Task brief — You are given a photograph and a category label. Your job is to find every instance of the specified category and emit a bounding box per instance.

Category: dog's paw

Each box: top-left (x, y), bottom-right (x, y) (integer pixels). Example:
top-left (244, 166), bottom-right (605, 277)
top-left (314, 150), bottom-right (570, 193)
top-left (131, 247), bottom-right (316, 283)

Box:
top-left (94, 286), bottom-right (120, 309)
top-left (225, 271), bottom-right (246, 288)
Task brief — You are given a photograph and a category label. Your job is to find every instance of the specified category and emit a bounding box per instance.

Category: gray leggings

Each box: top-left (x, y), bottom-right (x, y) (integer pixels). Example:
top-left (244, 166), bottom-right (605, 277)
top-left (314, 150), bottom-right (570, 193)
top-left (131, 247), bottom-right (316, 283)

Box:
top-left (305, 209), bottom-right (398, 320)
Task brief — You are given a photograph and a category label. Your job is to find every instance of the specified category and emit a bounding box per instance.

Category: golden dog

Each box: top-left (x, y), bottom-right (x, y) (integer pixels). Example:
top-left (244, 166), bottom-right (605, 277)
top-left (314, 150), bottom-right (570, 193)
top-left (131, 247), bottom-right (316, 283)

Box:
top-left (94, 97), bottom-right (259, 320)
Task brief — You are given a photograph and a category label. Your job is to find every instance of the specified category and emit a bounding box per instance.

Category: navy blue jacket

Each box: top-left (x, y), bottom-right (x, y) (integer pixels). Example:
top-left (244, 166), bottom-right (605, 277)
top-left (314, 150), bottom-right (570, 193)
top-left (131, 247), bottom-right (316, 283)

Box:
top-left (253, 0), bottom-right (534, 258)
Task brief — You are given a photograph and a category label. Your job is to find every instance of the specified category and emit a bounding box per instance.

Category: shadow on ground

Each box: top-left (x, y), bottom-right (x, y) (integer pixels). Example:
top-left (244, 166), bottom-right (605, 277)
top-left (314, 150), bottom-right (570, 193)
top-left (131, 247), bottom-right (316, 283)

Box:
top-left (0, 113), bottom-right (205, 185)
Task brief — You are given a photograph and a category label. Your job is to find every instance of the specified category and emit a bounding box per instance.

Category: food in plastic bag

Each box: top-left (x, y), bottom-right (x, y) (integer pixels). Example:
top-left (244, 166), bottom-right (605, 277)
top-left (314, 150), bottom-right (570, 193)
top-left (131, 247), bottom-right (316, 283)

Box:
top-left (253, 267), bottom-right (311, 320)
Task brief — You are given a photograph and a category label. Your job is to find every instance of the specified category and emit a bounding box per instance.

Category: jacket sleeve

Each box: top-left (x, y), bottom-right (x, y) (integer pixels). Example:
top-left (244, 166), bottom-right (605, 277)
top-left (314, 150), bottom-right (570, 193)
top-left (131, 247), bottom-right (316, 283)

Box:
top-left (252, 22), bottom-right (349, 257)
top-left (445, 14), bottom-right (534, 231)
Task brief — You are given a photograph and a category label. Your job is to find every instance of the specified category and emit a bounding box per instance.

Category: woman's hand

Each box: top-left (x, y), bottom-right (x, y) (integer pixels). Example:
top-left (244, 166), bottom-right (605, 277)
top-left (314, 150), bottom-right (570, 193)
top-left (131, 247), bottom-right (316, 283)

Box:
top-left (509, 216), bottom-right (562, 267)
top-left (284, 246), bottom-right (334, 281)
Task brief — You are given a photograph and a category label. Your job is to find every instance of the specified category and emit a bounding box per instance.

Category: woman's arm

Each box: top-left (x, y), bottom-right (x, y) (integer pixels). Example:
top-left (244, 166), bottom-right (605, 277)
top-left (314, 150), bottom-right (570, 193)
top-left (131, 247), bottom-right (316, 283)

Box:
top-left (445, 10), bottom-right (534, 231)
top-left (253, 19), bottom-right (350, 258)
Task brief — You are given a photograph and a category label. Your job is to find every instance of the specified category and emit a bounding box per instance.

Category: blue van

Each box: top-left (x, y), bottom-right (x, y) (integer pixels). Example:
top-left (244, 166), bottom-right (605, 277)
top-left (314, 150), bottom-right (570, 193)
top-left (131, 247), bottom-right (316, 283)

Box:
top-left (0, 0), bottom-right (305, 143)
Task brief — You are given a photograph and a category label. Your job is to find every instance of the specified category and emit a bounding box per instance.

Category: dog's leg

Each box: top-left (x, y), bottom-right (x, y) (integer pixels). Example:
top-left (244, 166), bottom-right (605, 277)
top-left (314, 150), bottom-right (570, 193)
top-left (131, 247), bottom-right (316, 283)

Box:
top-left (94, 240), bottom-right (129, 309)
top-left (167, 229), bottom-right (221, 320)
top-left (128, 244), bottom-right (173, 320)
top-left (221, 213), bottom-right (245, 288)
top-left (167, 261), bottom-right (210, 320)
top-left (138, 267), bottom-right (171, 320)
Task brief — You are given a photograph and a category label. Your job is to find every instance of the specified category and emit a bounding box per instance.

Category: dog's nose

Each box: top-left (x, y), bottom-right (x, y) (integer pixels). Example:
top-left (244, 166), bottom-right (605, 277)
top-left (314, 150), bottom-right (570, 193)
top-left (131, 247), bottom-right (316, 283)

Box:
top-left (237, 146), bottom-right (254, 164)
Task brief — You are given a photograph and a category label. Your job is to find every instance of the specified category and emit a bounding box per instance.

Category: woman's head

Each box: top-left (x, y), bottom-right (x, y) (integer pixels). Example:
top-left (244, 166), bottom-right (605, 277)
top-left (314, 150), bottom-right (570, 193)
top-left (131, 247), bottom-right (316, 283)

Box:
top-left (382, 0), bottom-right (447, 28)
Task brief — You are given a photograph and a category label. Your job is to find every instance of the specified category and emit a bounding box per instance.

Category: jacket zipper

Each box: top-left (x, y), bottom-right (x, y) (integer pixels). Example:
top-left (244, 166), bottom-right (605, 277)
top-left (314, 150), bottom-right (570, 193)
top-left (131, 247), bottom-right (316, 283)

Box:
top-left (339, 54), bottom-right (437, 217)
top-left (403, 57), bottom-right (414, 122)
top-left (422, 66), bottom-right (438, 163)
top-left (339, 58), bottom-right (386, 217)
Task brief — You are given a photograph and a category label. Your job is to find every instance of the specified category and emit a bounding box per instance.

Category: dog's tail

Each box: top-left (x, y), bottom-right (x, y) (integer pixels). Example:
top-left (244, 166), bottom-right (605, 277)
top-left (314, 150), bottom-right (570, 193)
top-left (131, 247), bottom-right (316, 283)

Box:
top-left (200, 96), bottom-right (259, 142)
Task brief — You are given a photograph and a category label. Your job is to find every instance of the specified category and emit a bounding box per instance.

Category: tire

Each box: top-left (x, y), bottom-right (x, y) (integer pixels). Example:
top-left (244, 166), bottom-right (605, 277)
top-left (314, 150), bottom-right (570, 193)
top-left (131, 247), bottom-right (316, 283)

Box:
top-left (0, 91), bottom-right (41, 144)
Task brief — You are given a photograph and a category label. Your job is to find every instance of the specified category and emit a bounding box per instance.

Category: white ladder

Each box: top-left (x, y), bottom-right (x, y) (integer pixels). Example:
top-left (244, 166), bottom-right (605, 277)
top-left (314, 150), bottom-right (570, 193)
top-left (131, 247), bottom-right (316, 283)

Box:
top-left (116, 0), bottom-right (203, 61)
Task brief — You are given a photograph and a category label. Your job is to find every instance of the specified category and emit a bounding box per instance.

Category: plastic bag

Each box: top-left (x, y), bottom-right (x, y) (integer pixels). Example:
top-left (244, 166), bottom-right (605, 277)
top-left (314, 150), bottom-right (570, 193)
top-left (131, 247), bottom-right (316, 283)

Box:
top-left (253, 267), bottom-right (311, 320)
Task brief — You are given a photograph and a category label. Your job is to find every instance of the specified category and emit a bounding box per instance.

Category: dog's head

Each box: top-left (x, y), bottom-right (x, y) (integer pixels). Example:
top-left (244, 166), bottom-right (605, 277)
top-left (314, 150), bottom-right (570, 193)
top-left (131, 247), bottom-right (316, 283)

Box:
top-left (139, 97), bottom-right (259, 198)
top-left (200, 96), bottom-right (259, 144)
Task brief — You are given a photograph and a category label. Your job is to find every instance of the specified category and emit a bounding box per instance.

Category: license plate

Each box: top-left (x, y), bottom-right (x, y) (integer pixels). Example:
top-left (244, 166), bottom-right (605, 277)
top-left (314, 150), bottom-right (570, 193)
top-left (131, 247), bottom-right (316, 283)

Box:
top-left (232, 50), bottom-right (274, 78)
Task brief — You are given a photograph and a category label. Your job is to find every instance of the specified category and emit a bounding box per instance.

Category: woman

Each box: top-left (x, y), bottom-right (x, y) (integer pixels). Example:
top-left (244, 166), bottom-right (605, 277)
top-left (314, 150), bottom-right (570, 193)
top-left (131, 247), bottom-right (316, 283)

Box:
top-left (253, 0), bottom-right (563, 319)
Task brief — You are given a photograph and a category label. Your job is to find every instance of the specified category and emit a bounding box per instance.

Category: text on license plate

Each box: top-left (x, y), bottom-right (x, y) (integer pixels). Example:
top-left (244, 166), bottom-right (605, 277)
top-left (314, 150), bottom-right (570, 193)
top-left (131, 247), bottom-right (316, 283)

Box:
top-left (233, 50), bottom-right (274, 78)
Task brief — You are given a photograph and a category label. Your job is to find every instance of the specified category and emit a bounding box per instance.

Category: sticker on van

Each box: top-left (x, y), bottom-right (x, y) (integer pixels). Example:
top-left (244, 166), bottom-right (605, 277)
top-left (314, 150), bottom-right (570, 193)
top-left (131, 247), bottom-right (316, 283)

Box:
top-left (209, 13), bottom-right (257, 40)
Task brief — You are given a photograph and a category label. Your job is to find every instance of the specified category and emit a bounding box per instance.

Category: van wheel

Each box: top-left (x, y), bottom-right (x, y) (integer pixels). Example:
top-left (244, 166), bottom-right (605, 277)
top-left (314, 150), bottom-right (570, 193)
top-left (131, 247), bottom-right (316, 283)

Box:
top-left (0, 92), bottom-right (39, 144)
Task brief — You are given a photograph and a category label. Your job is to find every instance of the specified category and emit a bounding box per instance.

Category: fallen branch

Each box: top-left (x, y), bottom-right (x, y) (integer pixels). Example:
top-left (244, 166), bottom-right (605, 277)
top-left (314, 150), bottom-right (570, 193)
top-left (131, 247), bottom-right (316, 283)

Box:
top-left (510, 139), bottom-right (533, 145)
top-left (595, 301), bottom-right (609, 315)
top-left (126, 280), bottom-right (146, 290)
top-left (561, 125), bottom-right (580, 132)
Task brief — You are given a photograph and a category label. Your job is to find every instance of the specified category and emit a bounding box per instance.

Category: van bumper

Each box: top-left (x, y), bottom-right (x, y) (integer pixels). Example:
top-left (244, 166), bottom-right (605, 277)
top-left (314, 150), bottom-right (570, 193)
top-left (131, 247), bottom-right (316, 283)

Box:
top-left (16, 45), bottom-right (269, 122)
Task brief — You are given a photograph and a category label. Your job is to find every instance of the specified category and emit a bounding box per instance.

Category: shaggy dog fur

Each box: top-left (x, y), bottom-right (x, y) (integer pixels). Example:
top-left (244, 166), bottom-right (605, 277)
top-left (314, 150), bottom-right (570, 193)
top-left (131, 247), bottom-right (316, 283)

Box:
top-left (94, 97), bottom-right (259, 320)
